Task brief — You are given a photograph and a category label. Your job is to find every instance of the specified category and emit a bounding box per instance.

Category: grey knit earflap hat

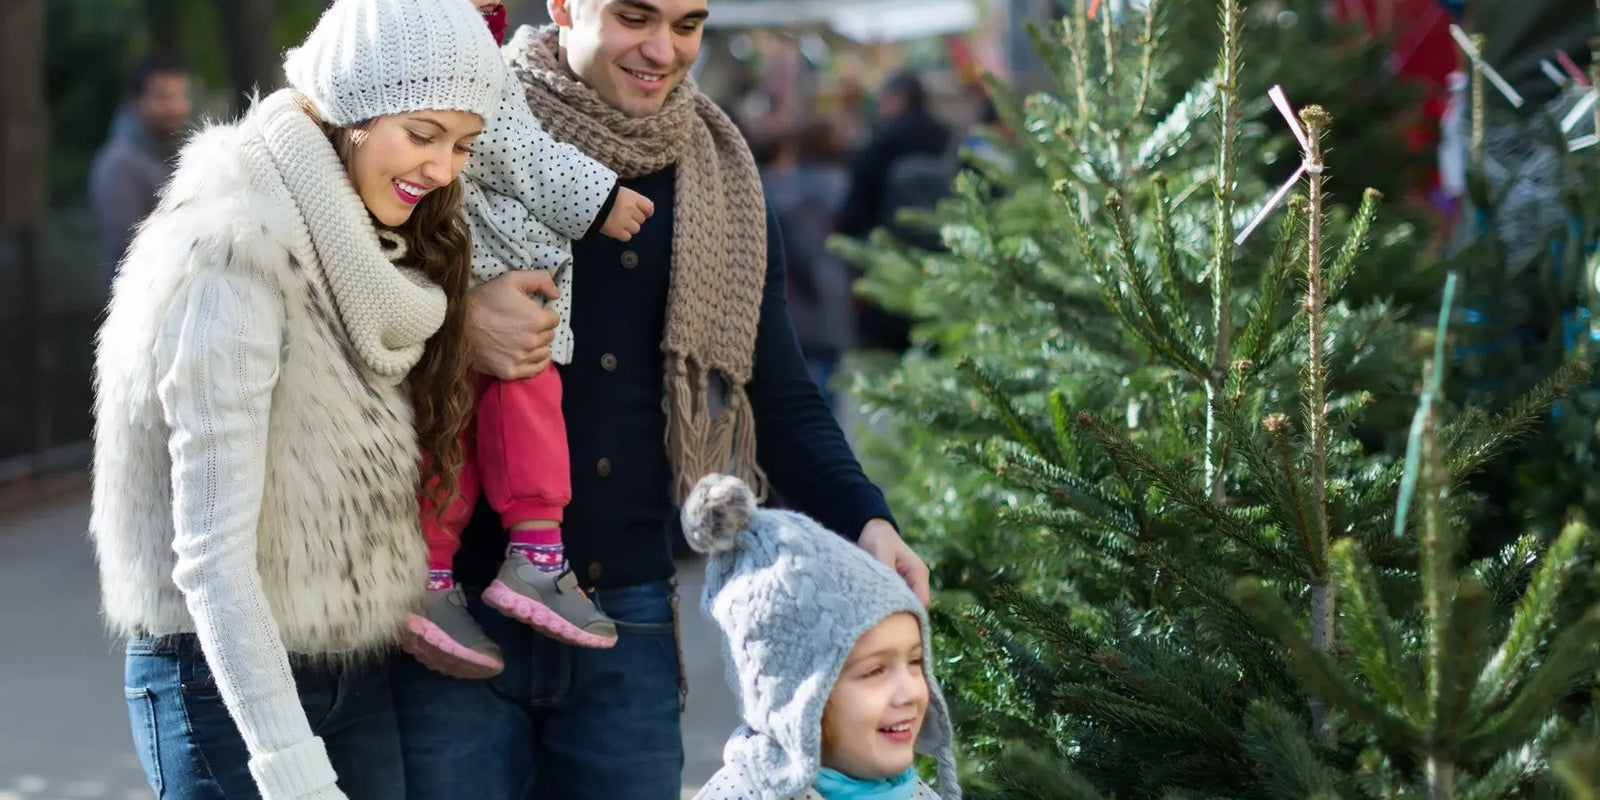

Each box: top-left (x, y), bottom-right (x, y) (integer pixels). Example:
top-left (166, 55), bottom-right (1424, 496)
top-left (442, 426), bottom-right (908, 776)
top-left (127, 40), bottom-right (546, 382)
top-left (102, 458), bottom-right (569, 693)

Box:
top-left (683, 474), bottom-right (961, 800)
top-left (283, 0), bottom-right (504, 126)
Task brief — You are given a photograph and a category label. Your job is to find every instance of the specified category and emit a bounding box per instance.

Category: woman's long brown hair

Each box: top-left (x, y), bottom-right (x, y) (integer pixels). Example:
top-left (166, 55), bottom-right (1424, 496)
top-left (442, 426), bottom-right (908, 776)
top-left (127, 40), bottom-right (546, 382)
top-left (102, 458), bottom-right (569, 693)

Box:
top-left (297, 94), bottom-right (475, 513)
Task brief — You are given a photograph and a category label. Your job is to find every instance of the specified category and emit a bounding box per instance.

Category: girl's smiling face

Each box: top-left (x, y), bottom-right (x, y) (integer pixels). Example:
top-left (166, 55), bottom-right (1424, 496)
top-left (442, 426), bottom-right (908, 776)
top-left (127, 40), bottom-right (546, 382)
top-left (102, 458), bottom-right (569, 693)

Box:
top-left (819, 613), bottom-right (930, 780)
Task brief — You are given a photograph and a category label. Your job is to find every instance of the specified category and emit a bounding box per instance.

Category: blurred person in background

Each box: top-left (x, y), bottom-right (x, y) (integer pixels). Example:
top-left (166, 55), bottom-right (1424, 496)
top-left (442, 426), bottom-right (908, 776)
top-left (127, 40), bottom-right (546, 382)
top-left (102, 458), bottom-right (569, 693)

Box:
top-left (89, 51), bottom-right (192, 277)
top-left (761, 116), bottom-right (855, 415)
top-left (835, 70), bottom-right (952, 354)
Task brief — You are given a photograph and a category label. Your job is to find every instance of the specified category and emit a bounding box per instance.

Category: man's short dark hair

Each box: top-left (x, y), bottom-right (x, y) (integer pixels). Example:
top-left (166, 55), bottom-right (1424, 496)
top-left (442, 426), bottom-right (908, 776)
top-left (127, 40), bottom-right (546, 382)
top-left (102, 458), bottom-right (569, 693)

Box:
top-left (882, 71), bottom-right (928, 112)
top-left (125, 52), bottom-right (189, 98)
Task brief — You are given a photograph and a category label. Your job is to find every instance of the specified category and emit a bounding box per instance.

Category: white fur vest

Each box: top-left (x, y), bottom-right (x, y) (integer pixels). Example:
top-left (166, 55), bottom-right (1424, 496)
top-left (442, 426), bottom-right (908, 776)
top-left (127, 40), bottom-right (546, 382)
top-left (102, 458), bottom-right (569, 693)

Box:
top-left (90, 97), bottom-right (435, 657)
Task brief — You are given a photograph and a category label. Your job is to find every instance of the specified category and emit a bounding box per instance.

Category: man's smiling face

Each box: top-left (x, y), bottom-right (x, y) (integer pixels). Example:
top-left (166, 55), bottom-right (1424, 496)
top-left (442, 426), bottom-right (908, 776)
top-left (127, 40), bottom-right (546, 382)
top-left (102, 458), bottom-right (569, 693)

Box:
top-left (551, 0), bottom-right (708, 117)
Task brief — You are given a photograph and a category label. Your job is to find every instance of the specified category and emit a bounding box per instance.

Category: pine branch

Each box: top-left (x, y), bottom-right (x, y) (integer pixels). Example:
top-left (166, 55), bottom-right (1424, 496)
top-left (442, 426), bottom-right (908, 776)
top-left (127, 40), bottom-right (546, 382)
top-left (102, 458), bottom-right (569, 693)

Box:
top-left (1151, 174), bottom-right (1191, 316)
top-left (1472, 520), bottom-right (1592, 715)
top-left (1298, 106), bottom-right (1338, 731)
top-left (994, 746), bottom-right (1113, 800)
top-left (1134, 0), bottom-right (1161, 119)
top-left (954, 603), bottom-right (1058, 710)
top-left (1555, 737), bottom-right (1600, 800)
top-left (1056, 681), bottom-right (1218, 744)
top-left (985, 440), bottom-right (1140, 535)
top-left (1462, 605), bottom-right (1600, 759)
top-left (1235, 195), bottom-right (1306, 374)
top-left (1135, 75), bottom-right (1222, 171)
top-left (991, 583), bottom-right (1102, 660)
top-left (1262, 413), bottom-right (1323, 577)
top-left (1023, 23), bottom-right (1073, 105)
top-left (1067, 0), bottom-right (1092, 124)
top-left (1240, 701), bottom-right (1342, 798)
top-left (1331, 539), bottom-right (1410, 714)
top-left (1418, 351), bottom-right (1460, 770)
top-left (1099, 0), bottom-right (1119, 119)
top-left (1448, 359), bottom-right (1591, 481)
top-left (1327, 188), bottom-right (1383, 299)
top-left (1105, 191), bottom-right (1210, 378)
top-left (1297, 105), bottom-right (1335, 589)
top-left (1456, 718), bottom-right (1553, 800)
top-left (1137, 545), bottom-right (1301, 696)
top-left (1214, 398), bottom-right (1312, 574)
top-left (1235, 577), bottom-right (1425, 751)
top-left (1204, 0), bottom-right (1244, 503)
top-left (1432, 574), bottom-right (1491, 746)
top-left (1096, 645), bottom-right (1239, 748)
top-left (1076, 411), bottom-right (1303, 577)
top-left (1049, 390), bottom-right (1084, 473)
top-left (1005, 506), bottom-right (1135, 557)
top-left (960, 358), bottom-right (1058, 461)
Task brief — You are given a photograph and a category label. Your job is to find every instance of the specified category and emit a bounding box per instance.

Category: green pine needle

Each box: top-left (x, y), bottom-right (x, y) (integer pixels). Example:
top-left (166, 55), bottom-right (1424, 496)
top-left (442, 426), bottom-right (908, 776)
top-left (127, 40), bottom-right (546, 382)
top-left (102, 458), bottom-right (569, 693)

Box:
top-left (1331, 539), bottom-right (1411, 714)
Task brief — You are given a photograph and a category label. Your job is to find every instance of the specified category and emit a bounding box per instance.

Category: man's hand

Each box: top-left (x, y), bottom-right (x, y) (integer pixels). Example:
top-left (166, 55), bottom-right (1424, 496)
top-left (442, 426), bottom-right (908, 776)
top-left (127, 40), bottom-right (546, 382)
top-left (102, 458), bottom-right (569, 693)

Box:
top-left (600, 187), bottom-right (655, 242)
top-left (858, 519), bottom-right (931, 608)
top-left (466, 270), bottom-right (560, 380)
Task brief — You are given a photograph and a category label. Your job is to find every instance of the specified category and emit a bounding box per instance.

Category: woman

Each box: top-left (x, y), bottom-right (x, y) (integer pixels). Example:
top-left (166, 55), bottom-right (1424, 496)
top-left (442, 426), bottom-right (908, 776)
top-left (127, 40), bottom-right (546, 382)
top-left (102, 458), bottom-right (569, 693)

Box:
top-left (89, 0), bottom-right (504, 797)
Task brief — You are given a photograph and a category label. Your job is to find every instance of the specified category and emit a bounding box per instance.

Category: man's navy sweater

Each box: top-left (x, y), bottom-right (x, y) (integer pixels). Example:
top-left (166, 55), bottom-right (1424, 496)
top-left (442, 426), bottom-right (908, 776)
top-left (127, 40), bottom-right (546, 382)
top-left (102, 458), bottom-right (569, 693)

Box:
top-left (455, 165), bottom-right (895, 591)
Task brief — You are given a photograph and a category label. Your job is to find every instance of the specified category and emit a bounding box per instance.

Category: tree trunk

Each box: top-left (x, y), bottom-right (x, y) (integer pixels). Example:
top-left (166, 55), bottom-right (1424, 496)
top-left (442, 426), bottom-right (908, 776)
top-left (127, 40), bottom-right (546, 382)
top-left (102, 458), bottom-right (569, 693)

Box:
top-left (0, 0), bottom-right (49, 460)
top-left (214, 0), bottom-right (281, 112)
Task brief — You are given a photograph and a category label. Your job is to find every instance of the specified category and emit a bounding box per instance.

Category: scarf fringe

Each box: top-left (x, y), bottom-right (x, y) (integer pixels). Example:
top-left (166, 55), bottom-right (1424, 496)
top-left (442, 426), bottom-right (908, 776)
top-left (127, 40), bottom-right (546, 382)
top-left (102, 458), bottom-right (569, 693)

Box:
top-left (667, 355), bottom-right (769, 506)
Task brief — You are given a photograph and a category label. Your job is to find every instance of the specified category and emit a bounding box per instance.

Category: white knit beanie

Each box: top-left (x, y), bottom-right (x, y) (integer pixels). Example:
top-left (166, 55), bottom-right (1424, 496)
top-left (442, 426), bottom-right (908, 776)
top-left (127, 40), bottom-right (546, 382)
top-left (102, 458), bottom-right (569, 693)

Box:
top-left (683, 474), bottom-right (961, 800)
top-left (283, 0), bottom-right (504, 127)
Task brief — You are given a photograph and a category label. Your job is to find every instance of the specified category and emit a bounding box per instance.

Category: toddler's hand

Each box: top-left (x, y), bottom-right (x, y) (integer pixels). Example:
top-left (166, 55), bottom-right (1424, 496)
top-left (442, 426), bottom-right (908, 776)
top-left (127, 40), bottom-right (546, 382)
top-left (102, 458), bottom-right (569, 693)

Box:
top-left (600, 187), bottom-right (655, 242)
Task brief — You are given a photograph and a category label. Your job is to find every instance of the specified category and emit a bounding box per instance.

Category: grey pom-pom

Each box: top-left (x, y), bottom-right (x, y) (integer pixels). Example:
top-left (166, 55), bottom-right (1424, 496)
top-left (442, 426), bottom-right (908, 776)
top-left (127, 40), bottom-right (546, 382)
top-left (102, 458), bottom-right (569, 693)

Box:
top-left (682, 474), bottom-right (756, 555)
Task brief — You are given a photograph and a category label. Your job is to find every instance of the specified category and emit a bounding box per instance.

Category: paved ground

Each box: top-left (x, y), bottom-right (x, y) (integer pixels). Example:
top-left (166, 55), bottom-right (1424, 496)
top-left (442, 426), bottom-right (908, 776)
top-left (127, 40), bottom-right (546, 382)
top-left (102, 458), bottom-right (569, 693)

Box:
top-left (0, 479), bottom-right (739, 799)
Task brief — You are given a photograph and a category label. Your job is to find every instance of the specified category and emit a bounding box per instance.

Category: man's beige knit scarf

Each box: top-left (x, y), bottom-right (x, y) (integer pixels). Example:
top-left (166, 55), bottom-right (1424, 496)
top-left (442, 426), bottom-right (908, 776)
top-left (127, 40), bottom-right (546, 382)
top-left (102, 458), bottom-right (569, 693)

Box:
top-left (507, 26), bottom-right (769, 504)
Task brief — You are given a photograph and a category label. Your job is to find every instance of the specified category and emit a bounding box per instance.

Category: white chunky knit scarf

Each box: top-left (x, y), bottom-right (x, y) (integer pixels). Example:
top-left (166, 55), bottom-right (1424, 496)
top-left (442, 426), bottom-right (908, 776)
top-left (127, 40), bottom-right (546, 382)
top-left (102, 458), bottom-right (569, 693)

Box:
top-left (240, 89), bottom-right (447, 382)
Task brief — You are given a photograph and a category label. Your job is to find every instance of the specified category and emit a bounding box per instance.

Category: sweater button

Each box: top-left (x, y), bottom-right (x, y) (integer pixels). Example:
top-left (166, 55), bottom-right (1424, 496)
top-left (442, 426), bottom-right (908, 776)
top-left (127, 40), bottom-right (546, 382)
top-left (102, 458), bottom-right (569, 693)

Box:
top-left (596, 458), bottom-right (612, 477)
top-left (587, 562), bottom-right (603, 582)
top-left (601, 353), bottom-right (617, 371)
top-left (620, 250), bottom-right (638, 269)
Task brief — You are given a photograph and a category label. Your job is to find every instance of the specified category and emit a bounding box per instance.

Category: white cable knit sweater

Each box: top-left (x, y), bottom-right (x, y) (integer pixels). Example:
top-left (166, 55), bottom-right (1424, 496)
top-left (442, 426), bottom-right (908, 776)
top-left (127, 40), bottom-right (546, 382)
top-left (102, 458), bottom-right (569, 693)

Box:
top-left (90, 90), bottom-right (443, 800)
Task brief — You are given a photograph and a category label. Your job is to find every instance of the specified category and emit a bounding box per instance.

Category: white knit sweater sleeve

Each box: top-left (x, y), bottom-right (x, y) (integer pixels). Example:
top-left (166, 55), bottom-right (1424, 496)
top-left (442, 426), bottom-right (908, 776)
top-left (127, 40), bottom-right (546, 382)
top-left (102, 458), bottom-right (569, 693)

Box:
top-left (464, 65), bottom-right (618, 268)
top-left (155, 267), bottom-right (347, 800)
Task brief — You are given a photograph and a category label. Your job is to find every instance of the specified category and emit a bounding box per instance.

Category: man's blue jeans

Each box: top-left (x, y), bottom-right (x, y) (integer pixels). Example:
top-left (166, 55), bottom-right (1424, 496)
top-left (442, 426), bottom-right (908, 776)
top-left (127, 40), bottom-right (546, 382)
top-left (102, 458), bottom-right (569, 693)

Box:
top-left (123, 633), bottom-right (405, 799)
top-left (393, 579), bottom-right (685, 800)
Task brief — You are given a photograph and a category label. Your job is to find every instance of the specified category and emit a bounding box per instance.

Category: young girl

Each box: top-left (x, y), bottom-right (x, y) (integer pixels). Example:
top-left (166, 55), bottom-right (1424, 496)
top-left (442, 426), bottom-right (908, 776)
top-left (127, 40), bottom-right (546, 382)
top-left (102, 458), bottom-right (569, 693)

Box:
top-left (399, 0), bottom-right (657, 679)
top-left (680, 475), bottom-right (963, 800)
top-left (91, 0), bottom-right (501, 796)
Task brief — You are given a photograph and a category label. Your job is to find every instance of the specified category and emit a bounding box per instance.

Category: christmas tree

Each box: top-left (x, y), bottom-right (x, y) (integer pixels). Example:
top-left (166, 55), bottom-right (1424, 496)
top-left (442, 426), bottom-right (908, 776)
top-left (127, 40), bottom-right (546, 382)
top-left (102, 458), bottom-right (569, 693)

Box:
top-left (835, 0), bottom-right (1600, 796)
top-left (1434, 20), bottom-right (1600, 548)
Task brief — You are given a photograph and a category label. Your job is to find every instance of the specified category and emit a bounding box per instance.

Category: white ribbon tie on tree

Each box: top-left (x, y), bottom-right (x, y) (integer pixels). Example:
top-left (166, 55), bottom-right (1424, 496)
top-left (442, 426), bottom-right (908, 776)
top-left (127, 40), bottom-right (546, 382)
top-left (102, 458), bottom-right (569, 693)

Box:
top-left (1234, 85), bottom-right (1313, 247)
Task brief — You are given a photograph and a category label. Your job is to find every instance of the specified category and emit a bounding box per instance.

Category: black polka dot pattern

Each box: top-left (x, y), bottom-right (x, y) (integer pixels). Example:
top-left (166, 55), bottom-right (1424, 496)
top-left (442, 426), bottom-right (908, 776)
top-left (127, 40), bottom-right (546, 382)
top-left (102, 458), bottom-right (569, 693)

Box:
top-left (461, 68), bottom-right (619, 366)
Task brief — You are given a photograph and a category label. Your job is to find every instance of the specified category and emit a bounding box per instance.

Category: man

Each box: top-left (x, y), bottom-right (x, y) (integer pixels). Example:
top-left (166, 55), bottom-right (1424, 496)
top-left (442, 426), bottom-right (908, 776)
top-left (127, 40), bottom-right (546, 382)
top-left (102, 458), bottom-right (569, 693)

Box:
top-left (88, 52), bottom-right (191, 275)
top-left (396, 2), bottom-right (932, 798)
top-left (835, 70), bottom-right (952, 353)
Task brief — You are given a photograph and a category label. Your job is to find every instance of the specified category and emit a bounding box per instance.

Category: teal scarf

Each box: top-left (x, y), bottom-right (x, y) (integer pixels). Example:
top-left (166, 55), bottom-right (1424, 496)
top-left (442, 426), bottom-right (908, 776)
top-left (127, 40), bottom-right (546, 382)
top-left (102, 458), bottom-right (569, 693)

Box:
top-left (814, 768), bottom-right (917, 800)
